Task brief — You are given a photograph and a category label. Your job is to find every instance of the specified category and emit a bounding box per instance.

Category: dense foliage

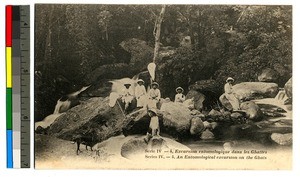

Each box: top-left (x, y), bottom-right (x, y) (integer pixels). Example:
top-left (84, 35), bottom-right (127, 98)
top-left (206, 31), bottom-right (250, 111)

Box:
top-left (35, 4), bottom-right (292, 120)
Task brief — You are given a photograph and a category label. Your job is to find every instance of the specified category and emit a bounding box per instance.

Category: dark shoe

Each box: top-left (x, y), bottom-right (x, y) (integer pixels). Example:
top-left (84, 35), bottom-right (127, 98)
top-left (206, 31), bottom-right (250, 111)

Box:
top-left (144, 134), bottom-right (152, 144)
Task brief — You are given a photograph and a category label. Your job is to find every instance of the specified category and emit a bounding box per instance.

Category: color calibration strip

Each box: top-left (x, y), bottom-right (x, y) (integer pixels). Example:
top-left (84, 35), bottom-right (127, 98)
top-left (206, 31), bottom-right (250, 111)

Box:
top-left (6, 5), bottom-right (30, 168)
top-left (6, 5), bottom-right (13, 168)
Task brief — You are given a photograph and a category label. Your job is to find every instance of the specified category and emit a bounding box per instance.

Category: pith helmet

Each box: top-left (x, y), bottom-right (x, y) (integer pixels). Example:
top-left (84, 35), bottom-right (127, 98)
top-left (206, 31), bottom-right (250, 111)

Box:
top-left (152, 82), bottom-right (159, 87)
top-left (176, 87), bottom-right (184, 93)
top-left (137, 79), bottom-right (144, 84)
top-left (226, 77), bottom-right (234, 83)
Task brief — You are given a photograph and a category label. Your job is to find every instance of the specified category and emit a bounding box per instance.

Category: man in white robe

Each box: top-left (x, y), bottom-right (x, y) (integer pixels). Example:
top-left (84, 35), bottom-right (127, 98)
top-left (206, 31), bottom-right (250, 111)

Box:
top-left (174, 87), bottom-right (186, 103)
top-left (121, 83), bottom-right (134, 111)
top-left (224, 77), bottom-right (240, 110)
top-left (135, 79), bottom-right (147, 108)
top-left (148, 82), bottom-right (161, 109)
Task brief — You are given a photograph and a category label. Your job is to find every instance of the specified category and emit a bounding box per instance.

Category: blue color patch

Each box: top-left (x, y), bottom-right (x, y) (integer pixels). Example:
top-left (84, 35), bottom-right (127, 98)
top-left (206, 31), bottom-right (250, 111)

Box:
top-left (7, 130), bottom-right (13, 168)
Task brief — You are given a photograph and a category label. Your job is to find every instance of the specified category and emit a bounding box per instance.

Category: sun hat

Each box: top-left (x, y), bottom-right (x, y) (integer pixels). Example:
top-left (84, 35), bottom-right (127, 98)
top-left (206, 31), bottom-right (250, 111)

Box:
top-left (176, 87), bottom-right (184, 93)
top-left (137, 79), bottom-right (144, 84)
top-left (226, 77), bottom-right (234, 83)
top-left (152, 82), bottom-right (159, 87)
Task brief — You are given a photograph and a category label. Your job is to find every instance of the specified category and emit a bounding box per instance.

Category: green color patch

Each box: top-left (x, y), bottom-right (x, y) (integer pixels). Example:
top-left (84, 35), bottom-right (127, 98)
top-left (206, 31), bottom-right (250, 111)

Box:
top-left (6, 88), bottom-right (12, 129)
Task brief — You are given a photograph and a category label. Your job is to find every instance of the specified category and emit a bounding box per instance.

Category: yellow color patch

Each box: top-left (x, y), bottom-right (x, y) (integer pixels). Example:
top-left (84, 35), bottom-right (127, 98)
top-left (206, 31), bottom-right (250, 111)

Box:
top-left (6, 47), bottom-right (12, 88)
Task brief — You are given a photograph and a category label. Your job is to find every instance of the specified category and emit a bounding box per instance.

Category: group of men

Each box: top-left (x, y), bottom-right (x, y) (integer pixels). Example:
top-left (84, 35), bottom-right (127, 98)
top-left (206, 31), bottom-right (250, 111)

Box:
top-left (120, 79), bottom-right (188, 143)
top-left (120, 76), bottom-right (240, 143)
top-left (121, 79), bottom-right (187, 111)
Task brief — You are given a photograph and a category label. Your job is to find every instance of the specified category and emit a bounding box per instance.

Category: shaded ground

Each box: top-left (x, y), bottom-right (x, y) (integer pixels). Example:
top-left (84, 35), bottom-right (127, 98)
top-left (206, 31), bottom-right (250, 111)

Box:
top-left (35, 134), bottom-right (100, 169)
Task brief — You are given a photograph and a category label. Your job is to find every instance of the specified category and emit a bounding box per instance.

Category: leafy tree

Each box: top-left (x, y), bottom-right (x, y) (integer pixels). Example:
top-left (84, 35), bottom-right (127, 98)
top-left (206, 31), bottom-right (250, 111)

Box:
top-left (35, 4), bottom-right (292, 120)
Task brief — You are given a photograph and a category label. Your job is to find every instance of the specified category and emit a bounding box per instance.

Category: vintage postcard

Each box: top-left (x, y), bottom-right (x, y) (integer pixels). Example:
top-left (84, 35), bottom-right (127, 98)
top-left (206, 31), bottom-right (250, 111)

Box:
top-left (34, 4), bottom-right (292, 169)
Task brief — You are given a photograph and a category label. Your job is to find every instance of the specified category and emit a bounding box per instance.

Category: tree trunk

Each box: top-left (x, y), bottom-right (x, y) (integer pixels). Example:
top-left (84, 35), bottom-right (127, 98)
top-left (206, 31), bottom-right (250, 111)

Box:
top-left (43, 5), bottom-right (54, 73)
top-left (153, 5), bottom-right (166, 64)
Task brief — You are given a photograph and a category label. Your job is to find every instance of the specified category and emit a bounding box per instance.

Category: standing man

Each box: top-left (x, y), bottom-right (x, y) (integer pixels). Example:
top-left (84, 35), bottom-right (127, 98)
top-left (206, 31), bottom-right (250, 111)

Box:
top-left (174, 87), bottom-right (186, 103)
top-left (224, 77), bottom-right (240, 111)
top-left (135, 79), bottom-right (147, 108)
top-left (148, 82), bottom-right (161, 108)
top-left (121, 83), bottom-right (134, 112)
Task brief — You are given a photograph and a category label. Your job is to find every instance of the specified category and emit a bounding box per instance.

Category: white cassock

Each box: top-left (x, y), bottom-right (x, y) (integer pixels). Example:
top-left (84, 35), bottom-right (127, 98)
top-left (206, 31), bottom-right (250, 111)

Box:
top-left (224, 83), bottom-right (240, 110)
top-left (121, 87), bottom-right (134, 104)
top-left (135, 85), bottom-right (147, 107)
top-left (148, 88), bottom-right (161, 108)
top-left (175, 93), bottom-right (186, 103)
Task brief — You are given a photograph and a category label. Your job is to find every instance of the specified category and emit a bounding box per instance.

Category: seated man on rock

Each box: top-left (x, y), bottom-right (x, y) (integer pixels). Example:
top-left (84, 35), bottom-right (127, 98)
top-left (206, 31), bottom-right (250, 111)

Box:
top-left (174, 87), bottom-right (186, 103)
top-left (224, 77), bottom-right (240, 111)
top-left (121, 83), bottom-right (134, 112)
top-left (148, 82), bottom-right (161, 109)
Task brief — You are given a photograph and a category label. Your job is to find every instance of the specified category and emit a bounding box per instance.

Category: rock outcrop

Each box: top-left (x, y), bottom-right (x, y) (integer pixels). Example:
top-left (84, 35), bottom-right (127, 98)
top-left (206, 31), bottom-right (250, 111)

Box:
top-left (219, 94), bottom-right (234, 111)
top-left (190, 118), bottom-right (205, 136)
top-left (124, 102), bottom-right (196, 139)
top-left (232, 82), bottom-right (279, 100)
top-left (122, 109), bottom-right (154, 136)
top-left (48, 97), bottom-right (127, 144)
top-left (240, 101), bottom-right (263, 121)
top-left (200, 129), bottom-right (215, 140)
top-left (271, 133), bottom-right (292, 146)
top-left (230, 112), bottom-right (243, 120)
top-left (208, 109), bottom-right (223, 120)
top-left (160, 102), bottom-right (193, 139)
top-left (284, 77), bottom-right (292, 104)
top-left (186, 90), bottom-right (205, 111)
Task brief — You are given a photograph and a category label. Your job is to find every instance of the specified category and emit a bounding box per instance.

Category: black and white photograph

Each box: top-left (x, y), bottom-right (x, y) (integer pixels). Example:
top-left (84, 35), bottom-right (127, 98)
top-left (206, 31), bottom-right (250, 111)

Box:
top-left (34, 4), bottom-right (292, 169)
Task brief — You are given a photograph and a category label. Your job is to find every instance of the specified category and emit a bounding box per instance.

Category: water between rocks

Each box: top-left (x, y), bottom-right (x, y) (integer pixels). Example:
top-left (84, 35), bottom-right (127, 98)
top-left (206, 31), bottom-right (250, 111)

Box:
top-left (182, 98), bottom-right (292, 151)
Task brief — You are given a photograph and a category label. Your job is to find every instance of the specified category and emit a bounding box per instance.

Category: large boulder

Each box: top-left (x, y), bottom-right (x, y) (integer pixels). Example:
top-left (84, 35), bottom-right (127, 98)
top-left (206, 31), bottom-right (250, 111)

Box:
top-left (122, 109), bottom-right (158, 136)
top-left (232, 82), bottom-right (279, 100)
top-left (240, 101), bottom-right (263, 121)
top-left (160, 102), bottom-right (193, 139)
top-left (230, 112), bottom-right (243, 119)
top-left (190, 118), bottom-right (205, 136)
top-left (124, 102), bottom-right (194, 139)
top-left (208, 109), bottom-right (223, 120)
top-left (202, 121), bottom-right (218, 130)
top-left (219, 93), bottom-right (233, 111)
top-left (186, 90), bottom-right (205, 111)
top-left (121, 136), bottom-right (153, 159)
top-left (48, 97), bottom-right (127, 144)
top-left (284, 77), bottom-right (292, 99)
top-left (258, 68), bottom-right (279, 82)
top-left (270, 133), bottom-right (292, 146)
top-left (200, 129), bottom-right (215, 140)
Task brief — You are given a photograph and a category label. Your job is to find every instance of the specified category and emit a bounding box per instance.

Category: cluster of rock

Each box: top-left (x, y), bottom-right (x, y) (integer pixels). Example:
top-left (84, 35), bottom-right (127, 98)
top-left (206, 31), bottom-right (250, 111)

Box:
top-left (35, 74), bottom-right (293, 159)
top-left (182, 76), bottom-right (292, 144)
